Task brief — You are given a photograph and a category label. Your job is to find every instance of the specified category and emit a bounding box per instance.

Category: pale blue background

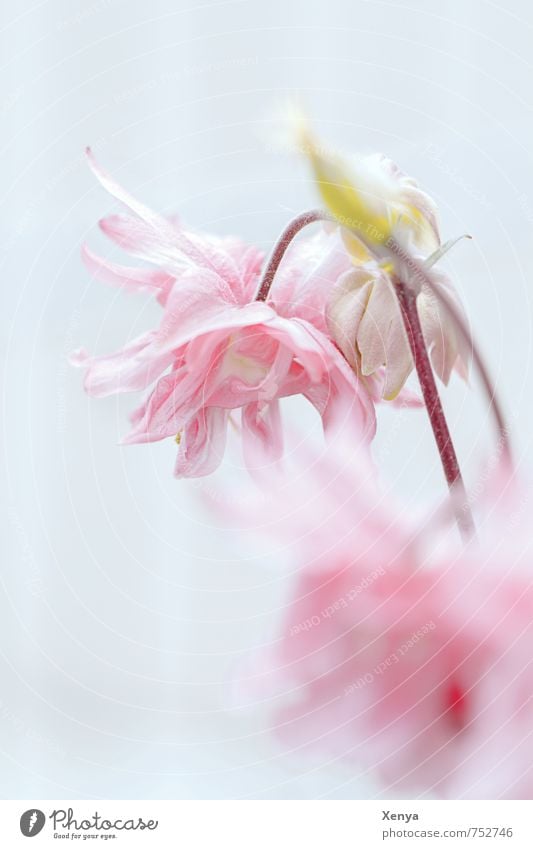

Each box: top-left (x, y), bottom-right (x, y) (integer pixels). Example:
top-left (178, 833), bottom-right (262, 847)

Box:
top-left (1, 0), bottom-right (532, 798)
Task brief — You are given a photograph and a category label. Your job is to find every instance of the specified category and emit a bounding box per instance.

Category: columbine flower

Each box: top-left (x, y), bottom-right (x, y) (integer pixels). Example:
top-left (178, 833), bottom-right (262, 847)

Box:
top-left (326, 245), bottom-right (470, 400)
top-left (290, 108), bottom-right (439, 253)
top-left (72, 152), bottom-right (375, 477)
top-left (290, 114), bottom-right (470, 399)
top-left (236, 444), bottom-right (533, 799)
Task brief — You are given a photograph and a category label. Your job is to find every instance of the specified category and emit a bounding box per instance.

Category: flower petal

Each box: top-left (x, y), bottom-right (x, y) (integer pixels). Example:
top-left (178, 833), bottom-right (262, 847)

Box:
top-left (88, 150), bottom-right (245, 286)
top-left (71, 331), bottom-right (175, 397)
top-left (326, 267), bottom-right (374, 370)
top-left (153, 279), bottom-right (275, 356)
top-left (357, 279), bottom-right (413, 400)
top-left (241, 400), bottom-right (284, 470)
top-left (175, 407), bottom-right (229, 477)
top-left (81, 243), bottom-right (175, 304)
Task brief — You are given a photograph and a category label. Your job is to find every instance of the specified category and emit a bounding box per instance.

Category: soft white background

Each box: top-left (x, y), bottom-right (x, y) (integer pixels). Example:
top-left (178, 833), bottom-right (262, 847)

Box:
top-left (1, 0), bottom-right (532, 799)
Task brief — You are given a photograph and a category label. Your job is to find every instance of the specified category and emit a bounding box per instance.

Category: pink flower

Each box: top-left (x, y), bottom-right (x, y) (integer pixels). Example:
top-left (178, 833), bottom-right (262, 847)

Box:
top-left (238, 447), bottom-right (533, 798)
top-left (72, 152), bottom-right (375, 476)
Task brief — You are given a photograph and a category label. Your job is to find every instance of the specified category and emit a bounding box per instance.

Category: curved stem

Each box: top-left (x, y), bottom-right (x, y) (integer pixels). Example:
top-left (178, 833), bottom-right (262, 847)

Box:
top-left (394, 275), bottom-right (475, 540)
top-left (388, 238), bottom-right (511, 461)
top-left (255, 210), bottom-right (333, 302)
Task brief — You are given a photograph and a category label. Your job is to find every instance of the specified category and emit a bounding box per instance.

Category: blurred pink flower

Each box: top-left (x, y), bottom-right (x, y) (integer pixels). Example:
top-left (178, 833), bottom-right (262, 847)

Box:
top-left (239, 448), bottom-right (533, 798)
top-left (72, 152), bottom-right (375, 476)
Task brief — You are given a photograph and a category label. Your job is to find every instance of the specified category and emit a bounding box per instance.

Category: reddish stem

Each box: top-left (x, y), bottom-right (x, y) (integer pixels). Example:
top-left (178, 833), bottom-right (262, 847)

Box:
top-left (388, 238), bottom-right (511, 461)
top-left (255, 210), bottom-right (333, 302)
top-left (394, 275), bottom-right (475, 539)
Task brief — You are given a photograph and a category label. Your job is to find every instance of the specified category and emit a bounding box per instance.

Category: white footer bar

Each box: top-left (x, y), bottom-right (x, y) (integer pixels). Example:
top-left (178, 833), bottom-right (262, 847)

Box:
top-left (3, 800), bottom-right (532, 847)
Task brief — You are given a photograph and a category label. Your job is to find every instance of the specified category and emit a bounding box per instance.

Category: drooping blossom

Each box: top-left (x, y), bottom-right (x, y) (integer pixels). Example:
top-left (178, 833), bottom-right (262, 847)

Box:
top-left (289, 107), bottom-right (439, 252)
top-left (237, 443), bottom-right (533, 799)
top-left (289, 111), bottom-right (470, 398)
top-left (72, 151), bottom-right (376, 476)
top-left (326, 242), bottom-right (470, 399)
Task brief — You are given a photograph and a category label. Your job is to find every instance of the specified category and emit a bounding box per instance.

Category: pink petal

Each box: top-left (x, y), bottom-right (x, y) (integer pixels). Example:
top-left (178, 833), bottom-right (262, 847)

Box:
top-left (123, 340), bottom-right (226, 444)
top-left (273, 230), bottom-right (351, 332)
top-left (88, 150), bottom-right (246, 287)
top-left (73, 331), bottom-right (174, 397)
top-left (153, 280), bottom-right (275, 355)
top-left (99, 214), bottom-right (195, 276)
top-left (284, 320), bottom-right (376, 440)
top-left (265, 316), bottom-right (330, 384)
top-left (87, 147), bottom-right (167, 227)
top-left (241, 400), bottom-right (284, 470)
top-left (81, 243), bottom-right (175, 303)
top-left (174, 407), bottom-right (229, 477)
top-left (122, 369), bottom-right (186, 444)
